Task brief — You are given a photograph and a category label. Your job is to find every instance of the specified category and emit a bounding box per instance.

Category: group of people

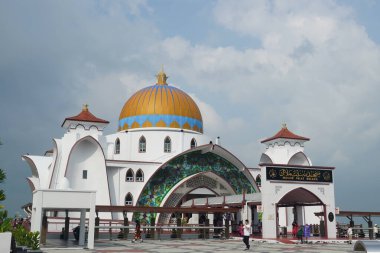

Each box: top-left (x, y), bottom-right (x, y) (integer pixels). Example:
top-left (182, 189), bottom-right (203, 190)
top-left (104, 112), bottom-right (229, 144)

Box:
top-left (12, 217), bottom-right (30, 231)
top-left (292, 222), bottom-right (311, 244)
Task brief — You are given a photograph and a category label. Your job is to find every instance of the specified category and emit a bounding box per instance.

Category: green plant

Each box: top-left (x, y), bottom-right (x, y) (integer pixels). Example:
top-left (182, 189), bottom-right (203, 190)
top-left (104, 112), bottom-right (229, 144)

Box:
top-left (26, 231), bottom-right (40, 250)
top-left (13, 225), bottom-right (28, 246)
top-left (0, 210), bottom-right (12, 232)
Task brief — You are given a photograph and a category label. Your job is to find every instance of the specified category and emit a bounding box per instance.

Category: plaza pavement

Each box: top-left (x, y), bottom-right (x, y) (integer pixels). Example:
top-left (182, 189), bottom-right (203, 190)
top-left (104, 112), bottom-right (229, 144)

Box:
top-left (41, 238), bottom-right (357, 253)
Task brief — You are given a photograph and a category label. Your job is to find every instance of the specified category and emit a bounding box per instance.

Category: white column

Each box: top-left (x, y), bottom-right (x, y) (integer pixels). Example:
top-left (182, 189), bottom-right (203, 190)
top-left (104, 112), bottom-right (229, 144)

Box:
top-left (31, 191), bottom-right (42, 233)
top-left (79, 209), bottom-right (86, 246)
top-left (262, 203), bottom-right (276, 238)
top-left (87, 193), bottom-right (96, 249)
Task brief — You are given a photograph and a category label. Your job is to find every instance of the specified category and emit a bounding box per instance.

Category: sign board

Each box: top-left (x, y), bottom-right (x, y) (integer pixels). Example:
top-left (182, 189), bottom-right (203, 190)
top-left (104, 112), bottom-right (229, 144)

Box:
top-left (266, 167), bottom-right (333, 183)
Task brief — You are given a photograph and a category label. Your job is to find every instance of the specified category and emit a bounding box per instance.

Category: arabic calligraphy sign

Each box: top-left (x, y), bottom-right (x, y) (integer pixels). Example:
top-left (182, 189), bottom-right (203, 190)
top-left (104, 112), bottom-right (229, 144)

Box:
top-left (266, 167), bottom-right (333, 183)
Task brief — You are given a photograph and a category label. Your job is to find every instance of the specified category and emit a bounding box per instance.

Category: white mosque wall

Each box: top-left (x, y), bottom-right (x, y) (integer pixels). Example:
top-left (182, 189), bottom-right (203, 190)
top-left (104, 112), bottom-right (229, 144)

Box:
top-left (106, 128), bottom-right (212, 162)
top-left (65, 136), bottom-right (110, 206)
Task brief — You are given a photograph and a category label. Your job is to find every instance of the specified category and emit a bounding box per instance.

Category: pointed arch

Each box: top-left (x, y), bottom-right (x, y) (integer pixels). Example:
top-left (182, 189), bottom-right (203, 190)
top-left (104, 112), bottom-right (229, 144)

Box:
top-left (125, 192), bottom-right (133, 205)
top-left (277, 187), bottom-right (324, 207)
top-left (136, 169), bottom-right (144, 182)
top-left (256, 174), bottom-right (261, 187)
top-left (126, 168), bottom-right (134, 182)
top-left (115, 138), bottom-right (120, 154)
top-left (288, 152), bottom-right (310, 166)
top-left (139, 136), bottom-right (146, 153)
top-left (164, 136), bottom-right (171, 153)
top-left (259, 153), bottom-right (273, 164)
top-left (190, 138), bottom-right (197, 148)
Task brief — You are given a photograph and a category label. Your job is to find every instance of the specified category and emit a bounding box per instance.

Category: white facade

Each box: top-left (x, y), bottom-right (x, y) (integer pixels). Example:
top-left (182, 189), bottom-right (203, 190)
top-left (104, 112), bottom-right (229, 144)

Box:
top-left (23, 74), bottom-right (337, 239)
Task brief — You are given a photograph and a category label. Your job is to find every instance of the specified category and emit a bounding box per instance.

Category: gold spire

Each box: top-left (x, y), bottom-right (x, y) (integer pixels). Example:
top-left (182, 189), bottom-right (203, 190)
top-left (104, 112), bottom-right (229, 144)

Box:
top-left (82, 104), bottom-right (89, 112)
top-left (156, 65), bottom-right (168, 85)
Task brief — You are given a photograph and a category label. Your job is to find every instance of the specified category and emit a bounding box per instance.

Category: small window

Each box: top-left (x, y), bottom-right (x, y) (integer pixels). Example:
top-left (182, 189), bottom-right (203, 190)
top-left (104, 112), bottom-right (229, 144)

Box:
top-left (125, 193), bottom-right (133, 205)
top-left (139, 136), bottom-right (146, 153)
top-left (136, 169), bottom-right (144, 182)
top-left (190, 138), bottom-right (197, 148)
top-left (115, 138), bottom-right (120, 154)
top-left (82, 170), bottom-right (87, 179)
top-left (256, 174), bottom-right (261, 187)
top-left (164, 136), bottom-right (171, 153)
top-left (126, 168), bottom-right (134, 182)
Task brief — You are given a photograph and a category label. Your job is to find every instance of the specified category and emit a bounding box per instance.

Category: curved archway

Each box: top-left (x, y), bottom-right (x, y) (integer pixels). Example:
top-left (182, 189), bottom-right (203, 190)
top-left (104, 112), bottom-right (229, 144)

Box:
top-left (288, 152), bottom-right (310, 166)
top-left (157, 171), bottom-right (237, 224)
top-left (64, 136), bottom-right (110, 207)
top-left (259, 153), bottom-right (273, 164)
top-left (277, 187), bottom-right (323, 207)
top-left (276, 187), bottom-right (326, 238)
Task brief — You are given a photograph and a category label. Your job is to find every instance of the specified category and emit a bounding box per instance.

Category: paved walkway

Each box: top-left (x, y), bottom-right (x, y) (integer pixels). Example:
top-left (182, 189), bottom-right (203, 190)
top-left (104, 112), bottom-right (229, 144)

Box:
top-left (41, 238), bottom-right (357, 253)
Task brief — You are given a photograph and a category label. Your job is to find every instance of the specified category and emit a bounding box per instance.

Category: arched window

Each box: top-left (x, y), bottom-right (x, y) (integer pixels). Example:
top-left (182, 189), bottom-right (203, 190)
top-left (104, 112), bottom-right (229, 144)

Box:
top-left (190, 138), bottom-right (197, 148)
top-left (256, 174), bottom-right (261, 187)
top-left (139, 136), bottom-right (146, 153)
top-left (115, 138), bottom-right (120, 154)
top-left (126, 168), bottom-right (134, 182)
top-left (136, 169), bottom-right (144, 182)
top-left (164, 136), bottom-right (171, 153)
top-left (125, 193), bottom-right (133, 205)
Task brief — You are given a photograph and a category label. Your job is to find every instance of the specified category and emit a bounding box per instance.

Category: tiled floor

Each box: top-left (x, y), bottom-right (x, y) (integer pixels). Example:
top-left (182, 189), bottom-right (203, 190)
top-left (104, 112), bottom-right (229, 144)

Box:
top-left (41, 238), bottom-right (357, 253)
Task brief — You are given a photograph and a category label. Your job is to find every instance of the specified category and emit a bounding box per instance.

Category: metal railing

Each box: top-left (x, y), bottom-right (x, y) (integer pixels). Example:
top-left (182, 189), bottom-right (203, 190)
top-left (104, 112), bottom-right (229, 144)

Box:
top-left (95, 225), bottom-right (227, 240)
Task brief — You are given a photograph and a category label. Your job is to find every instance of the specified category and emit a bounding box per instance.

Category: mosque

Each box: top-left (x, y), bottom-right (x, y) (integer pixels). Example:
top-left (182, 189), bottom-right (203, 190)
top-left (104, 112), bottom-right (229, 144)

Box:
top-left (23, 69), bottom-right (337, 240)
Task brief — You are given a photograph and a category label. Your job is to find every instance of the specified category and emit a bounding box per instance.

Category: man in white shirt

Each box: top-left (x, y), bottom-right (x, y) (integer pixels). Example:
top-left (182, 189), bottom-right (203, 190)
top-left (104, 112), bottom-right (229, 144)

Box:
top-left (347, 226), bottom-right (353, 244)
top-left (243, 219), bottom-right (251, 250)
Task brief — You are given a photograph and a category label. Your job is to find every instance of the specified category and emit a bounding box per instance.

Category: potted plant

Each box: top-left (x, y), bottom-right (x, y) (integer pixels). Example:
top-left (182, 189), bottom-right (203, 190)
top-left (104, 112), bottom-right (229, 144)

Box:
top-left (0, 210), bottom-right (13, 252)
top-left (26, 231), bottom-right (41, 252)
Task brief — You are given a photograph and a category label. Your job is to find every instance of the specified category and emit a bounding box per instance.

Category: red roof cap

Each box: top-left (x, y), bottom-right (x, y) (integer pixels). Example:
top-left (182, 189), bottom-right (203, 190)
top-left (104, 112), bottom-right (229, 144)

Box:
top-left (261, 124), bottom-right (310, 143)
top-left (62, 105), bottom-right (109, 127)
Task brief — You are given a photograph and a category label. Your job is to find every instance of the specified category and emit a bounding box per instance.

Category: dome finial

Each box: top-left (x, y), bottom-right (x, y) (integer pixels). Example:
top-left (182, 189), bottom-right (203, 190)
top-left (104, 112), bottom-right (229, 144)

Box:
top-left (282, 123), bottom-right (287, 129)
top-left (156, 65), bottom-right (168, 85)
top-left (82, 104), bottom-right (89, 112)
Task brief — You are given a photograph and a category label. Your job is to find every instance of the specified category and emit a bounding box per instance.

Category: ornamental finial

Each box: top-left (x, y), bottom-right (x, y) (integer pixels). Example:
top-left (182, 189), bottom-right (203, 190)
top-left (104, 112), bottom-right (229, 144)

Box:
top-left (156, 65), bottom-right (168, 85)
top-left (82, 104), bottom-right (89, 111)
top-left (282, 123), bottom-right (287, 129)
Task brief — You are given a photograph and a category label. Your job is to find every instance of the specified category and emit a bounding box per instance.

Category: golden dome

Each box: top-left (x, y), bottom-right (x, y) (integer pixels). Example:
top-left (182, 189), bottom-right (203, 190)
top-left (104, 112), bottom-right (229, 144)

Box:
top-left (118, 70), bottom-right (203, 133)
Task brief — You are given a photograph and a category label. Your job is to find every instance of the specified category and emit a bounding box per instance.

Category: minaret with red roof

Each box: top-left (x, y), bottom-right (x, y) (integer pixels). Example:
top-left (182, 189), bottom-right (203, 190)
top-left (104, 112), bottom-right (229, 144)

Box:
top-left (260, 124), bottom-right (311, 165)
top-left (62, 104), bottom-right (109, 131)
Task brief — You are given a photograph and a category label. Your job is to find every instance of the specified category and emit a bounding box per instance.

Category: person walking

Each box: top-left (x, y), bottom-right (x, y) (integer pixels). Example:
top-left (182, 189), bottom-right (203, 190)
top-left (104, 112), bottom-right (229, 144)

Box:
top-left (347, 226), bottom-right (353, 244)
top-left (297, 225), bottom-right (304, 244)
top-left (292, 221), bottom-right (298, 237)
top-left (132, 220), bottom-right (143, 243)
top-left (303, 224), bottom-right (311, 243)
top-left (242, 219), bottom-right (251, 250)
top-left (373, 224), bottom-right (378, 239)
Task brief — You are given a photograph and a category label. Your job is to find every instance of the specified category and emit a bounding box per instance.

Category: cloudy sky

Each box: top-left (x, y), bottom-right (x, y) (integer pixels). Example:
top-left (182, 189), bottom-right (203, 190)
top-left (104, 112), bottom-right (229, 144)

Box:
top-left (1, 0), bottom-right (380, 216)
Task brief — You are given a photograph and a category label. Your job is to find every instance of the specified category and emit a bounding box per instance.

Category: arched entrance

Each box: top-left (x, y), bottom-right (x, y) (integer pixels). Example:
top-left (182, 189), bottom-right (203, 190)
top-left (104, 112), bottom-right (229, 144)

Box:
top-left (157, 171), bottom-right (237, 224)
top-left (135, 146), bottom-right (258, 223)
top-left (276, 187), bottom-right (326, 238)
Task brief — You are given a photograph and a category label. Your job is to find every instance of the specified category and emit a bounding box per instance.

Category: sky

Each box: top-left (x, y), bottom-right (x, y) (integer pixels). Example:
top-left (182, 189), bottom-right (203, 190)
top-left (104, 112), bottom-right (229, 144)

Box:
top-left (1, 0), bottom-right (380, 217)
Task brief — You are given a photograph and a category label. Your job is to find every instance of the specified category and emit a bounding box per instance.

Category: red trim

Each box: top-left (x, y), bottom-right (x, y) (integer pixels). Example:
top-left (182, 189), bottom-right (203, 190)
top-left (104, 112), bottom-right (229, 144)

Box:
top-left (261, 127), bottom-right (310, 143)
